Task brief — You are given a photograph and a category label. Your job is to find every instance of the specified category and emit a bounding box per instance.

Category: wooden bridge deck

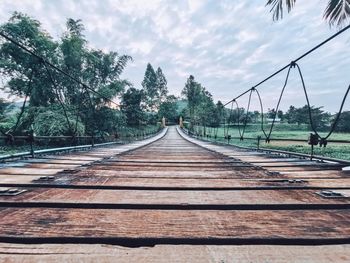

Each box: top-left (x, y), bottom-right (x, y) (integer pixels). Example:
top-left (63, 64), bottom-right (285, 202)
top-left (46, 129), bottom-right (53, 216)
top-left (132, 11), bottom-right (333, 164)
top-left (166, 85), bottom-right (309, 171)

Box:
top-left (0, 126), bottom-right (349, 262)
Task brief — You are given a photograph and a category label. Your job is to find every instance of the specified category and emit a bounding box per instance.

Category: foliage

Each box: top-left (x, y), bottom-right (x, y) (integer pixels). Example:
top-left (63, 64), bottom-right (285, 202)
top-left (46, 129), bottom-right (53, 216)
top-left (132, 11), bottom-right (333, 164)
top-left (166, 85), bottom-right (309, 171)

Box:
top-left (141, 63), bottom-right (168, 111)
top-left (324, 0), bottom-right (350, 27)
top-left (284, 105), bottom-right (331, 130)
top-left (156, 67), bottom-right (168, 102)
top-left (93, 106), bottom-right (126, 136)
top-left (0, 12), bottom-right (132, 136)
top-left (212, 101), bottom-right (225, 127)
top-left (0, 12), bottom-right (58, 106)
top-left (266, 0), bottom-right (350, 28)
top-left (196, 88), bottom-right (216, 128)
top-left (335, 111), bottom-right (350, 132)
top-left (0, 98), bottom-right (10, 117)
top-left (158, 95), bottom-right (178, 123)
top-left (32, 105), bottom-right (85, 136)
top-left (181, 75), bottom-right (227, 131)
top-left (121, 87), bottom-right (144, 127)
top-left (181, 75), bottom-right (202, 127)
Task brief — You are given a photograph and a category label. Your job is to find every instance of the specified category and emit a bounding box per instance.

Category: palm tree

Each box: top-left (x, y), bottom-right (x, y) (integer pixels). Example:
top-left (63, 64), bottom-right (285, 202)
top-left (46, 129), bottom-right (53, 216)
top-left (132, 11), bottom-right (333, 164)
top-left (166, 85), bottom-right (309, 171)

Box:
top-left (266, 0), bottom-right (350, 27)
top-left (66, 18), bottom-right (85, 37)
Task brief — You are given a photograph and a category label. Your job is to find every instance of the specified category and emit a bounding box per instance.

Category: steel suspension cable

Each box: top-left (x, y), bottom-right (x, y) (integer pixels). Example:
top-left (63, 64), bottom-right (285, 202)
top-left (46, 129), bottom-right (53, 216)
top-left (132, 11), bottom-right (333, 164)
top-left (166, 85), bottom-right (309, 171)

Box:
top-left (295, 62), bottom-right (350, 145)
top-left (224, 25), bottom-right (350, 107)
top-left (254, 88), bottom-right (268, 140)
top-left (325, 84), bottom-right (350, 140)
top-left (294, 62), bottom-right (320, 138)
top-left (264, 64), bottom-right (293, 141)
top-left (240, 89), bottom-right (253, 140)
top-left (225, 100), bottom-right (235, 139)
top-left (233, 99), bottom-right (243, 138)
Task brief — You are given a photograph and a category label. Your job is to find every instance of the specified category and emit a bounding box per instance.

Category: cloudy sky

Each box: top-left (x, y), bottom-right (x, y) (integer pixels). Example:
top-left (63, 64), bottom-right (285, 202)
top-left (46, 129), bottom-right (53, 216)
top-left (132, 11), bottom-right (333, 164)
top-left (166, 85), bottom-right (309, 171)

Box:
top-left (0, 0), bottom-right (349, 112)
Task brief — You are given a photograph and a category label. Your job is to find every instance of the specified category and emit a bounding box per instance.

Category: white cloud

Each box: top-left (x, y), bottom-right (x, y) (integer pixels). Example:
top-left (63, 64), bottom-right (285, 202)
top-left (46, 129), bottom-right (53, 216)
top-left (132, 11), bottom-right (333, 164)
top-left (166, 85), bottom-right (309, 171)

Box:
top-left (237, 29), bottom-right (259, 43)
top-left (108, 0), bottom-right (162, 17)
top-left (0, 0), bottom-right (349, 112)
top-left (128, 40), bottom-right (154, 55)
top-left (187, 0), bottom-right (205, 13)
top-left (244, 43), bottom-right (270, 66)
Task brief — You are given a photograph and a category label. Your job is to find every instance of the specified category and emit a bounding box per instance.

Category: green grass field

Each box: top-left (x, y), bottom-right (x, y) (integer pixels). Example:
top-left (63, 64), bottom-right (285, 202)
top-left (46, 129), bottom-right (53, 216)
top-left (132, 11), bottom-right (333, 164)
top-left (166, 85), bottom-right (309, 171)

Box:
top-left (190, 124), bottom-right (350, 161)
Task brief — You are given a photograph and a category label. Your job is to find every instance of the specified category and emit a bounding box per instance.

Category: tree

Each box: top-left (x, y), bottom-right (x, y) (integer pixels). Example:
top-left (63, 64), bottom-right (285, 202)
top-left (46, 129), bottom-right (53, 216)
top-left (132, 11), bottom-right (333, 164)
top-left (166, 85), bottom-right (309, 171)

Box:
top-left (181, 75), bottom-right (202, 128)
top-left (32, 105), bottom-right (85, 136)
top-left (60, 18), bottom-right (86, 105)
top-left (121, 88), bottom-right (144, 127)
top-left (213, 101), bottom-right (225, 127)
top-left (266, 0), bottom-right (350, 27)
top-left (277, 110), bottom-right (284, 120)
top-left (158, 95), bottom-right (178, 124)
top-left (93, 107), bottom-right (125, 136)
top-left (335, 111), bottom-right (350, 132)
top-left (141, 64), bottom-right (168, 112)
top-left (253, 110), bottom-right (260, 123)
top-left (84, 50), bottom-right (132, 107)
top-left (156, 67), bottom-right (168, 103)
top-left (196, 88), bottom-right (216, 132)
top-left (0, 99), bottom-right (10, 118)
top-left (141, 63), bottom-right (158, 111)
top-left (0, 13), bottom-right (132, 136)
top-left (228, 107), bottom-right (245, 124)
top-left (0, 12), bottom-right (58, 107)
top-left (285, 105), bottom-right (331, 129)
top-left (181, 76), bottom-right (219, 134)
top-left (267, 108), bottom-right (277, 119)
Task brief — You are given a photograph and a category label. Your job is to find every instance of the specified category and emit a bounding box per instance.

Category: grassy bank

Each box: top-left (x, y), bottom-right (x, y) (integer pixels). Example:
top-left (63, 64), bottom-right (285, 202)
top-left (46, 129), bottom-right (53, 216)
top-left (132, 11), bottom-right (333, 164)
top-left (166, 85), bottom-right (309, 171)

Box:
top-left (189, 124), bottom-right (350, 161)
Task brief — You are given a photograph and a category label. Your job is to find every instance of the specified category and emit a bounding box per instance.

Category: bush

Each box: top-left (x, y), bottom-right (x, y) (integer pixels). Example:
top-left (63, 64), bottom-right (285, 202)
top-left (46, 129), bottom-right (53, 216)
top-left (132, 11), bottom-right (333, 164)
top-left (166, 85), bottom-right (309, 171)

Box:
top-left (32, 105), bottom-right (85, 136)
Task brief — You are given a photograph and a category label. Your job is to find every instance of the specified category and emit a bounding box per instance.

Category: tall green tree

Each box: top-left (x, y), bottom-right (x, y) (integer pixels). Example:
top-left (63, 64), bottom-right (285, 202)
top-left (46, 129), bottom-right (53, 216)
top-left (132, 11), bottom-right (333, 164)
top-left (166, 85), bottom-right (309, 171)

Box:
top-left (141, 64), bottom-right (168, 111)
top-left (158, 95), bottom-right (178, 123)
top-left (121, 88), bottom-right (144, 127)
top-left (335, 111), bottom-right (350, 132)
top-left (141, 63), bottom-right (158, 111)
top-left (60, 18), bottom-right (86, 105)
top-left (0, 13), bottom-right (132, 136)
top-left (0, 12), bottom-right (58, 107)
top-left (285, 105), bottom-right (331, 129)
top-left (196, 88), bottom-right (216, 133)
top-left (212, 101), bottom-right (225, 127)
top-left (181, 75), bottom-right (202, 128)
top-left (156, 67), bottom-right (168, 102)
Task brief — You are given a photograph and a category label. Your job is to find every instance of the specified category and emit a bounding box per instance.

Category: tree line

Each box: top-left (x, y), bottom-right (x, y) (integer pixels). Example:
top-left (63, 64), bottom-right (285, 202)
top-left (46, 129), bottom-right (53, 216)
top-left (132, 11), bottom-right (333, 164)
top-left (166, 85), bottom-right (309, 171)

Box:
top-left (0, 13), bottom-right (179, 138)
top-left (180, 75), bottom-right (350, 133)
top-left (1, 12), bottom-right (349, 139)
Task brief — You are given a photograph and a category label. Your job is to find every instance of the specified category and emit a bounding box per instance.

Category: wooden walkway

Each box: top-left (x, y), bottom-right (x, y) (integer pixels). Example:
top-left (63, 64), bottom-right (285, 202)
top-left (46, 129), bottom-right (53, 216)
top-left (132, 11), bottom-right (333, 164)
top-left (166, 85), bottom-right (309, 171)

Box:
top-left (0, 126), bottom-right (349, 262)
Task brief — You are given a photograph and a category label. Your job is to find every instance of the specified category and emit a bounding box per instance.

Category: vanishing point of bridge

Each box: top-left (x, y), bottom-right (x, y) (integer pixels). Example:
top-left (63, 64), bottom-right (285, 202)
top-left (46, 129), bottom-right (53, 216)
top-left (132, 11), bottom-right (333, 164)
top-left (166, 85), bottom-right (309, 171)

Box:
top-left (0, 126), bottom-right (349, 261)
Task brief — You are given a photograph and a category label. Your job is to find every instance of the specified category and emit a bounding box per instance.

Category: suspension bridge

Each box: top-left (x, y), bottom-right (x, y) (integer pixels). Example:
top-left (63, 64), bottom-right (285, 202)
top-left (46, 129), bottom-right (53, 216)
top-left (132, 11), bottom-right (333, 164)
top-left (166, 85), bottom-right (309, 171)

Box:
top-left (0, 23), bottom-right (350, 262)
top-left (0, 126), bottom-right (349, 261)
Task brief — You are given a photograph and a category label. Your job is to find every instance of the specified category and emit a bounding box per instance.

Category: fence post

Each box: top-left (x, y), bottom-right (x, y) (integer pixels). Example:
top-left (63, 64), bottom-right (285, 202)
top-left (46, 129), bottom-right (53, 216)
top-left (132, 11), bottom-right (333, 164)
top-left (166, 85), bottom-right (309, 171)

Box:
top-left (308, 133), bottom-right (318, 161)
top-left (30, 140), bottom-right (34, 158)
top-left (27, 132), bottom-right (35, 158)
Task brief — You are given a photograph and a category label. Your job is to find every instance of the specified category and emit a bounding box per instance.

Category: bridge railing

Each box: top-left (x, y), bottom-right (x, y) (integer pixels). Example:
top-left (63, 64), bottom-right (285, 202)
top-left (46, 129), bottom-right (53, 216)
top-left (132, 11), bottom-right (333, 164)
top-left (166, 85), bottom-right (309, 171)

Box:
top-left (0, 126), bottom-right (163, 161)
top-left (181, 125), bottom-right (350, 164)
